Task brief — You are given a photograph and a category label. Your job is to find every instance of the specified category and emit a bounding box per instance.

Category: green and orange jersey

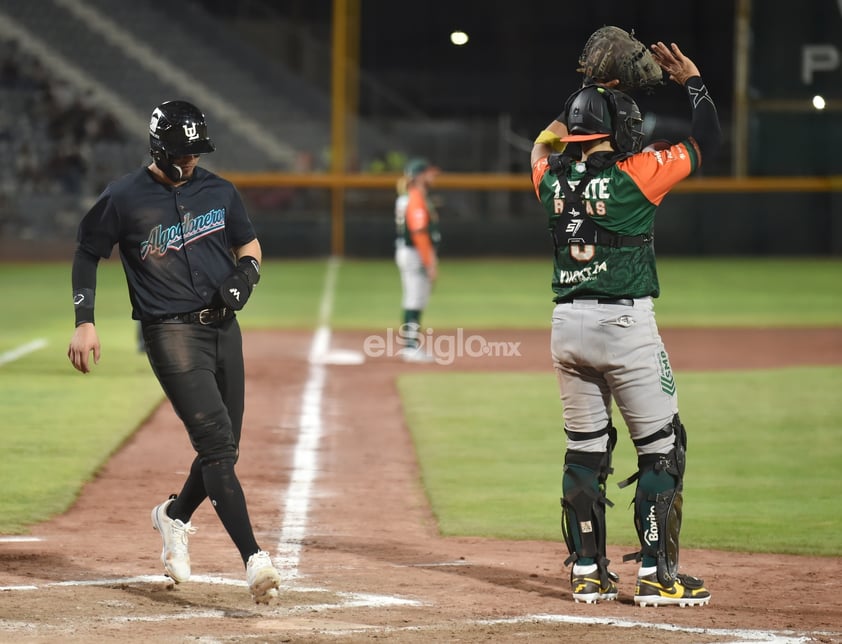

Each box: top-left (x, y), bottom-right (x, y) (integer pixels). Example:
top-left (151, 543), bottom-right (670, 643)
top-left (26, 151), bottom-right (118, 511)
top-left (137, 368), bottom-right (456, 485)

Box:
top-left (532, 139), bottom-right (701, 301)
top-left (396, 185), bottom-right (441, 270)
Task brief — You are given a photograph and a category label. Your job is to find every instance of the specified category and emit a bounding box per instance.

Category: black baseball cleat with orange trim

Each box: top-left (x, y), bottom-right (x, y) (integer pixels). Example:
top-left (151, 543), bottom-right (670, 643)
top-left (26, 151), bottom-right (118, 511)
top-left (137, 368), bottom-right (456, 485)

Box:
top-left (634, 571), bottom-right (711, 607)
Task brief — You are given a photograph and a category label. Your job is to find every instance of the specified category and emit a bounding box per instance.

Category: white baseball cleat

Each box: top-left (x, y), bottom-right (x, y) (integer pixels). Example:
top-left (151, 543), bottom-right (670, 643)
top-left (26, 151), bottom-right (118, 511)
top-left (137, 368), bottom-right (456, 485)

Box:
top-left (398, 346), bottom-right (435, 363)
top-left (246, 550), bottom-right (282, 604)
top-left (151, 496), bottom-right (196, 583)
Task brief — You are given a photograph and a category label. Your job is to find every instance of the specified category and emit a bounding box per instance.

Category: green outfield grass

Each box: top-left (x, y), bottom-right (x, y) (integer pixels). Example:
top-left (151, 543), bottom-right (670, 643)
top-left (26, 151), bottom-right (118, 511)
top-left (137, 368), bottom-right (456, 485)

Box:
top-left (398, 367), bottom-right (842, 556)
top-left (1, 257), bottom-right (841, 551)
top-left (332, 257), bottom-right (842, 328)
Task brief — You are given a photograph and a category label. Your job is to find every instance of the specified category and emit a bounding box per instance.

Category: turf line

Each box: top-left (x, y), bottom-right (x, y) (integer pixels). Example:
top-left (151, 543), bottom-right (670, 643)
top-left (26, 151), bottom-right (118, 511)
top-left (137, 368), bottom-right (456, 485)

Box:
top-left (0, 338), bottom-right (48, 366)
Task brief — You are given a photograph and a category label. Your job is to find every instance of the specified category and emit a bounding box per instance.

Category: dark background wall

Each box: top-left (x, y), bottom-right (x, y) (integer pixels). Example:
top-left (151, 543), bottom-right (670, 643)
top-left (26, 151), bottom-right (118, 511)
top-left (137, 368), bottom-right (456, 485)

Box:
top-left (216, 0), bottom-right (842, 258)
top-left (2, 1), bottom-right (838, 257)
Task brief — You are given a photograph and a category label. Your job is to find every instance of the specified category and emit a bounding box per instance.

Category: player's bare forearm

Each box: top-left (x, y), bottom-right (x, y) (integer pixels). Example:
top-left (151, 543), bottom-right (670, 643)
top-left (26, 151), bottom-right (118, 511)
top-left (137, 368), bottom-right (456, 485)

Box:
top-left (426, 261), bottom-right (438, 283)
top-left (234, 238), bottom-right (262, 264)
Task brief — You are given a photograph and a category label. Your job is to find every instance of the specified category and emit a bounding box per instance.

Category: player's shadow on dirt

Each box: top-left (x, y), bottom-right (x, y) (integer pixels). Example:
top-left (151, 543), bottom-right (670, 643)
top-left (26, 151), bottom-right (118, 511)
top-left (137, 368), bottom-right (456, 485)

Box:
top-left (307, 537), bottom-right (638, 605)
top-left (117, 581), bottom-right (266, 617)
top-left (0, 551), bottom-right (92, 582)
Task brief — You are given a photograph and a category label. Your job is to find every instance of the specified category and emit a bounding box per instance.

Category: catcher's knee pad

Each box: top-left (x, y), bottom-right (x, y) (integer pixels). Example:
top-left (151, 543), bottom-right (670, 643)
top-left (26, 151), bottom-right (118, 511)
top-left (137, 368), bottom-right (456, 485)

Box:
top-left (620, 414), bottom-right (687, 586)
top-left (560, 423), bottom-right (617, 574)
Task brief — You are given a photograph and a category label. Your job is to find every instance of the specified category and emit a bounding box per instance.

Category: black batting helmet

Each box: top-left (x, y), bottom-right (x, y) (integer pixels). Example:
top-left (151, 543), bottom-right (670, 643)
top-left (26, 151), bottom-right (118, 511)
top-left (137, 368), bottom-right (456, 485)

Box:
top-left (149, 100), bottom-right (215, 157)
top-left (562, 85), bottom-right (644, 155)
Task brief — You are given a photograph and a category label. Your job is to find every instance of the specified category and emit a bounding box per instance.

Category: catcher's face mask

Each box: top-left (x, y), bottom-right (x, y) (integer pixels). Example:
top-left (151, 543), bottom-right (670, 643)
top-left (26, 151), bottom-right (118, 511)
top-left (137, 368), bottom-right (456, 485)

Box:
top-left (608, 90), bottom-right (644, 154)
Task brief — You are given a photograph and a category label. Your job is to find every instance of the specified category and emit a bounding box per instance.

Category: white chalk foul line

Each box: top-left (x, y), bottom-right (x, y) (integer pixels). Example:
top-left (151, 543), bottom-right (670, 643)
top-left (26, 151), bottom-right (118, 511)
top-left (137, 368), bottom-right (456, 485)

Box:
top-left (274, 257), bottom-right (339, 580)
top-left (276, 612), bottom-right (832, 643)
top-left (476, 614), bottom-right (825, 644)
top-left (0, 575), bottom-right (828, 641)
top-left (307, 257), bottom-right (364, 366)
top-left (1, 574), bottom-right (421, 609)
top-left (0, 339), bottom-right (48, 366)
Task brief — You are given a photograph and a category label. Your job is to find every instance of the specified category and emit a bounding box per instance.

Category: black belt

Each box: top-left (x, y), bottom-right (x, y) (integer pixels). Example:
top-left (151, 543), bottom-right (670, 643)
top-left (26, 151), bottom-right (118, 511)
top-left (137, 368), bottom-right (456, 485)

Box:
top-left (556, 297), bottom-right (635, 306)
top-left (155, 307), bottom-right (234, 325)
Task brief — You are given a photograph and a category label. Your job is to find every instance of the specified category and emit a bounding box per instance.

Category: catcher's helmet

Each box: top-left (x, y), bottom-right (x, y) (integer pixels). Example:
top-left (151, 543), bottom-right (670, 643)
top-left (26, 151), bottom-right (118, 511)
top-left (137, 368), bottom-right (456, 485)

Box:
top-left (149, 100), bottom-right (215, 158)
top-left (562, 86), bottom-right (643, 155)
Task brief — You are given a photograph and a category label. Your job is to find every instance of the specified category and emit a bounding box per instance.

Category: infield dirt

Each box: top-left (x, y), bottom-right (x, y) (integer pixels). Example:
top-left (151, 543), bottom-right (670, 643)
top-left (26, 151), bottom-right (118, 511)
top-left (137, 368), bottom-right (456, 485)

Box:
top-left (1, 327), bottom-right (841, 643)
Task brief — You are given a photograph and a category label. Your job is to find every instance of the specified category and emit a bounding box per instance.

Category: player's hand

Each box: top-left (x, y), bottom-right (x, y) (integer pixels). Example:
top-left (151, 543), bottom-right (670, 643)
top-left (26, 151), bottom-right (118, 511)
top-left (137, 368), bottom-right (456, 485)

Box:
top-left (68, 322), bottom-right (101, 373)
top-left (426, 263), bottom-right (438, 284)
top-left (650, 42), bottom-right (700, 86)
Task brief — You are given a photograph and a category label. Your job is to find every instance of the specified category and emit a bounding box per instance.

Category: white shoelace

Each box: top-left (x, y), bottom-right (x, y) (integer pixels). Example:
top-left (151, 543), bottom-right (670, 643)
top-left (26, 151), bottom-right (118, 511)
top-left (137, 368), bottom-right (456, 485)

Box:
top-left (248, 551), bottom-right (271, 568)
top-left (170, 520), bottom-right (196, 554)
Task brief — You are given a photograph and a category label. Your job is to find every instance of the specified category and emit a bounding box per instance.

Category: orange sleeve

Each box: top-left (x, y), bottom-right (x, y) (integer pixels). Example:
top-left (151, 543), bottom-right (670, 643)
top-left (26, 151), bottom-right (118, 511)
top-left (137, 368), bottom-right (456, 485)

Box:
top-left (406, 188), bottom-right (436, 268)
top-left (531, 157), bottom-right (550, 198)
top-left (619, 142), bottom-right (697, 205)
top-left (411, 230), bottom-right (436, 269)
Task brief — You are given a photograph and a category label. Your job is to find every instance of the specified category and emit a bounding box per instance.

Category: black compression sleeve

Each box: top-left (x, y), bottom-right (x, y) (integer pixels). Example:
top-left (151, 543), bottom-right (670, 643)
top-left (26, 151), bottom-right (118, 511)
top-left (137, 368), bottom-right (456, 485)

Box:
top-left (685, 76), bottom-right (722, 163)
top-left (72, 246), bottom-right (100, 326)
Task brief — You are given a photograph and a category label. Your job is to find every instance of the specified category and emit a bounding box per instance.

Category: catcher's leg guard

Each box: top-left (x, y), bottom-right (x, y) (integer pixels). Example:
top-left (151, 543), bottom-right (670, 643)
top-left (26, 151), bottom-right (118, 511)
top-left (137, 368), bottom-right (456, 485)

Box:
top-left (621, 414), bottom-right (687, 586)
top-left (560, 424), bottom-right (617, 586)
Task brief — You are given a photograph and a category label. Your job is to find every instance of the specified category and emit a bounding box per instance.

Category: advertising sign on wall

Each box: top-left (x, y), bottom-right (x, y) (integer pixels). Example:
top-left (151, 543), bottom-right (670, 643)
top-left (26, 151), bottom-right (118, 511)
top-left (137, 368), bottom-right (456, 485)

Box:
top-left (752, 0), bottom-right (842, 97)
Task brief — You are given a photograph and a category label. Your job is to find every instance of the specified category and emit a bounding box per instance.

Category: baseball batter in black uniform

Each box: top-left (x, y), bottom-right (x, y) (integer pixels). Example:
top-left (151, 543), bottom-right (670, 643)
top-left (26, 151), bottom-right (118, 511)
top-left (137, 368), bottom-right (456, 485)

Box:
top-left (67, 100), bottom-right (282, 604)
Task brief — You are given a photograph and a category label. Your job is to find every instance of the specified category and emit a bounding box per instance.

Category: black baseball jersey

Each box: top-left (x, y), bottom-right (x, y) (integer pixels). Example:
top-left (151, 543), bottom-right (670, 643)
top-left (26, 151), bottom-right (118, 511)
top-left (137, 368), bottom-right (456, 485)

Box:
top-left (76, 166), bottom-right (256, 320)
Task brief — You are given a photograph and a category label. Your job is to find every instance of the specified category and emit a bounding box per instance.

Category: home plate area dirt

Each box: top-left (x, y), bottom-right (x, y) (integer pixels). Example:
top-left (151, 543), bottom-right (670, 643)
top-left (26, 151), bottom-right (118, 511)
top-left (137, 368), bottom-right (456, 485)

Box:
top-left (1, 327), bottom-right (841, 643)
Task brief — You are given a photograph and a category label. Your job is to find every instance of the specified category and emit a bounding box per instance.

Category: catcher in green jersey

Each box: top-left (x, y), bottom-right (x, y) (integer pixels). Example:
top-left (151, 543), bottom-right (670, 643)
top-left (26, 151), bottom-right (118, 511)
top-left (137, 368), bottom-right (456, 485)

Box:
top-left (530, 41), bottom-right (721, 607)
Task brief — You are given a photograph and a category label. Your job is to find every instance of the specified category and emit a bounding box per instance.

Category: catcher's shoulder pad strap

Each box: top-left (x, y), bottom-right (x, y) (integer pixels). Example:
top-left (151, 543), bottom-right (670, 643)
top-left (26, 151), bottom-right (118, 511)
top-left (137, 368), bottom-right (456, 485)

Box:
top-left (548, 152), bottom-right (650, 251)
top-left (547, 151), bottom-right (577, 178)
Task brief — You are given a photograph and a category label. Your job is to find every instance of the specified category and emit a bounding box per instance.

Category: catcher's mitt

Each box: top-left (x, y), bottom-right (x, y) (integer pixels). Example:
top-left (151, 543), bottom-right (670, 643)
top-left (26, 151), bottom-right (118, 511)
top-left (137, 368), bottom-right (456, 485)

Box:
top-left (578, 26), bottom-right (663, 93)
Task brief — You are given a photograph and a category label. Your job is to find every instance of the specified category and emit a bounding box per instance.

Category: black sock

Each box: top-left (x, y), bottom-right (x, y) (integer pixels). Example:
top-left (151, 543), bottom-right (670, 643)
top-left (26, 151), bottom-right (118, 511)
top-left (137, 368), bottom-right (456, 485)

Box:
top-left (167, 456), bottom-right (206, 521)
top-left (202, 459), bottom-right (260, 565)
